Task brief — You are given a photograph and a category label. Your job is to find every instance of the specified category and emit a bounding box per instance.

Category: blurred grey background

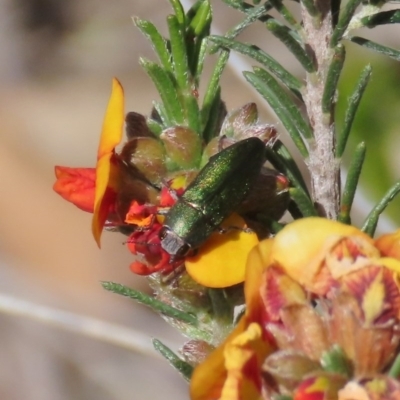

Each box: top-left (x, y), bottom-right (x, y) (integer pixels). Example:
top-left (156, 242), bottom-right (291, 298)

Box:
top-left (0, 0), bottom-right (399, 399)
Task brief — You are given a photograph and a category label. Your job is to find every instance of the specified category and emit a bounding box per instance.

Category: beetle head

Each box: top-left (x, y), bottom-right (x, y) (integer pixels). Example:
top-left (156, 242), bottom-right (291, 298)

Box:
top-left (159, 226), bottom-right (191, 258)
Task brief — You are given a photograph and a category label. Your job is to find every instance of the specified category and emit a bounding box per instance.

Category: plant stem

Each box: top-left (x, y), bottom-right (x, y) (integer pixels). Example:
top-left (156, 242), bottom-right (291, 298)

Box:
top-left (302, 1), bottom-right (340, 219)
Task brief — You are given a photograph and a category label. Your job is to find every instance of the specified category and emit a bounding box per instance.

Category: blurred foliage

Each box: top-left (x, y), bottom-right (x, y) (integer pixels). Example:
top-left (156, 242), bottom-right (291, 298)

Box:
top-left (337, 47), bottom-right (400, 226)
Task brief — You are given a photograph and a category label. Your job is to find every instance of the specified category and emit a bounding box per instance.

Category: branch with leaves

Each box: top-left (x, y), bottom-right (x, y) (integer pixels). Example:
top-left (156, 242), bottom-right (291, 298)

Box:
top-left (52, 0), bottom-right (400, 399)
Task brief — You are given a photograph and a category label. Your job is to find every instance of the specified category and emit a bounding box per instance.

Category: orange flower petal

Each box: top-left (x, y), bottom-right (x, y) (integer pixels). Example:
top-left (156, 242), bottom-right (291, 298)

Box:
top-left (185, 214), bottom-right (259, 288)
top-left (375, 229), bottom-right (400, 259)
top-left (220, 323), bottom-right (266, 400)
top-left (190, 318), bottom-right (269, 400)
top-left (92, 78), bottom-right (124, 247)
top-left (270, 217), bottom-right (372, 291)
top-left (53, 166), bottom-right (95, 212)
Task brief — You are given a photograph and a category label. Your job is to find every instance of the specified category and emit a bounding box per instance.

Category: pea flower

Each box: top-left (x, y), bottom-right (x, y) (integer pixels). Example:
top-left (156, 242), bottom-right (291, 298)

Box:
top-left (190, 217), bottom-right (400, 400)
top-left (53, 79), bottom-right (289, 287)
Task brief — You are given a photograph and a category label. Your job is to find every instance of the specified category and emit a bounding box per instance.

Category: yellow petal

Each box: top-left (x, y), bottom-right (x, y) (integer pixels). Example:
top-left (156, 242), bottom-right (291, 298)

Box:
top-left (245, 238), bottom-right (273, 307)
top-left (185, 214), bottom-right (259, 288)
top-left (270, 217), bottom-right (372, 290)
top-left (92, 78), bottom-right (124, 246)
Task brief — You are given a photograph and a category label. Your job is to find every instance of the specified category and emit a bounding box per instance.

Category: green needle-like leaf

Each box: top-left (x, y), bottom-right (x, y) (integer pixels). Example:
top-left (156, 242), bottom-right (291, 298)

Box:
top-left (153, 339), bottom-right (193, 381)
top-left (322, 44), bottom-right (346, 114)
top-left (268, 0), bottom-right (298, 26)
top-left (362, 181), bottom-right (400, 236)
top-left (188, 0), bottom-right (212, 36)
top-left (338, 142), bottom-right (366, 225)
top-left (289, 188), bottom-right (318, 217)
top-left (194, 39), bottom-right (207, 85)
top-left (168, 15), bottom-right (190, 91)
top-left (168, 15), bottom-right (201, 133)
top-left (134, 17), bottom-right (172, 73)
top-left (301, 0), bottom-right (320, 18)
top-left (169, 0), bottom-right (186, 26)
top-left (265, 140), bottom-right (309, 195)
top-left (361, 9), bottom-right (400, 28)
top-left (244, 68), bottom-right (312, 157)
top-left (266, 18), bottom-right (315, 73)
top-left (331, 0), bottom-right (363, 46)
top-left (222, 0), bottom-right (256, 13)
top-left (140, 58), bottom-right (184, 126)
top-left (336, 64), bottom-right (372, 158)
top-left (186, 1), bottom-right (212, 75)
top-left (350, 36), bottom-right (400, 61)
top-left (201, 50), bottom-right (229, 138)
top-left (202, 87), bottom-right (226, 144)
top-left (210, 3), bottom-right (272, 54)
top-left (208, 36), bottom-right (303, 95)
top-left (102, 282), bottom-right (198, 326)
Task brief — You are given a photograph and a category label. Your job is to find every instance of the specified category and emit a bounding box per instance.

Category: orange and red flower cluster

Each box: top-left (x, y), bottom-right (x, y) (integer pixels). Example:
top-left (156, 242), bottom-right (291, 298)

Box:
top-left (190, 218), bottom-right (400, 400)
top-left (53, 79), bottom-right (266, 287)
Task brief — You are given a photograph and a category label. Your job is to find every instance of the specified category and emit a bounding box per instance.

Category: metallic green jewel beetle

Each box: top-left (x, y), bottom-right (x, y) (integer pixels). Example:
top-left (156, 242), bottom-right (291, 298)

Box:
top-left (159, 137), bottom-right (267, 258)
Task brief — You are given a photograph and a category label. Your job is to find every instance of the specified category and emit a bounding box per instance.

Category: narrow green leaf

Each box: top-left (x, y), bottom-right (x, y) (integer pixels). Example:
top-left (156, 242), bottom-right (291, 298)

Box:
top-left (244, 68), bottom-right (312, 157)
top-left (210, 3), bottom-right (272, 54)
top-left (268, 0), bottom-right (298, 26)
top-left (194, 38), bottom-right (208, 85)
top-left (133, 17), bottom-right (172, 73)
top-left (362, 181), bottom-right (400, 236)
top-left (186, 2), bottom-right (211, 77)
top-left (168, 15), bottom-right (190, 91)
top-left (168, 0), bottom-right (186, 26)
top-left (208, 36), bottom-right (303, 94)
top-left (188, 0), bottom-right (212, 36)
top-left (140, 58), bottom-right (184, 126)
top-left (350, 36), bottom-right (400, 61)
top-left (361, 9), bottom-right (400, 28)
top-left (266, 18), bottom-right (315, 73)
top-left (265, 139), bottom-right (309, 195)
top-left (289, 188), bottom-right (318, 217)
top-left (301, 0), bottom-right (320, 18)
top-left (331, 0), bottom-right (363, 46)
top-left (336, 64), bottom-right (372, 158)
top-left (338, 142), bottom-right (366, 225)
top-left (153, 339), bottom-right (193, 381)
top-left (168, 15), bottom-right (201, 133)
top-left (201, 50), bottom-right (229, 136)
top-left (322, 44), bottom-right (346, 114)
top-left (102, 282), bottom-right (198, 326)
top-left (202, 87), bottom-right (226, 143)
top-left (222, 0), bottom-right (255, 13)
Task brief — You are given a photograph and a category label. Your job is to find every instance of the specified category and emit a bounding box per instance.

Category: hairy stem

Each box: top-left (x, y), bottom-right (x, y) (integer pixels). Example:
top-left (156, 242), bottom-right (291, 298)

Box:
top-left (302, 1), bottom-right (340, 219)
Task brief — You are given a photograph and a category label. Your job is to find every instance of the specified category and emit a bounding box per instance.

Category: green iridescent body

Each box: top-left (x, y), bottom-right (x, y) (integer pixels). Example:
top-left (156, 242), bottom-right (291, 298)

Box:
top-left (159, 137), bottom-right (266, 257)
